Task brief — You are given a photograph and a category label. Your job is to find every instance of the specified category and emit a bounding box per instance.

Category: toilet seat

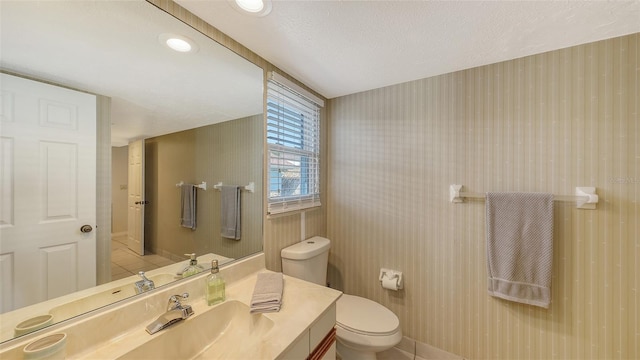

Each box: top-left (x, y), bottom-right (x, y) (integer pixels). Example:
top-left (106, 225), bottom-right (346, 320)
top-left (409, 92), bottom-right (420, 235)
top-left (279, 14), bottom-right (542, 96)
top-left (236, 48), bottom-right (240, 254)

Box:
top-left (336, 294), bottom-right (400, 336)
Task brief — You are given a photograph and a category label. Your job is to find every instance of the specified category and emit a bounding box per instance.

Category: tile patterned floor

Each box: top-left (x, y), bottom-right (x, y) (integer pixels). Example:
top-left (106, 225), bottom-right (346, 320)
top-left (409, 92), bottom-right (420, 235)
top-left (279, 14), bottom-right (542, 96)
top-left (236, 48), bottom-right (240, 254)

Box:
top-left (337, 347), bottom-right (425, 360)
top-left (376, 347), bottom-right (419, 360)
top-left (111, 234), bottom-right (176, 281)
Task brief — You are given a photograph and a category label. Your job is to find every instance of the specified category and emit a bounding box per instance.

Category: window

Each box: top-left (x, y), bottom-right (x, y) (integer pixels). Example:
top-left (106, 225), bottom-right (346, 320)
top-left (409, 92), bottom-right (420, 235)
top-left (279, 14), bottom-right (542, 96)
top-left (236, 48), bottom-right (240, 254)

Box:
top-left (266, 72), bottom-right (323, 215)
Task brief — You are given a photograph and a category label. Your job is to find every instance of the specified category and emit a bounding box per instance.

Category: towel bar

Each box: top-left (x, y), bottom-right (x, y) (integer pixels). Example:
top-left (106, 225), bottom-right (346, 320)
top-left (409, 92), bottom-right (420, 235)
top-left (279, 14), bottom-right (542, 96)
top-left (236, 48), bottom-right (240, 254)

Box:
top-left (213, 182), bottom-right (255, 193)
top-left (176, 181), bottom-right (207, 190)
top-left (449, 184), bottom-right (598, 210)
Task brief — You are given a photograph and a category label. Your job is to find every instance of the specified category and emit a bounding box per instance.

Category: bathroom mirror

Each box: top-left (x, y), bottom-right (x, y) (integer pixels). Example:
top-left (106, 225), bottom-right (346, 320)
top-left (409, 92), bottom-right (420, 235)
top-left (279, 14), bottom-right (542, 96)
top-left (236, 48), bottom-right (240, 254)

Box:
top-left (0, 0), bottom-right (263, 343)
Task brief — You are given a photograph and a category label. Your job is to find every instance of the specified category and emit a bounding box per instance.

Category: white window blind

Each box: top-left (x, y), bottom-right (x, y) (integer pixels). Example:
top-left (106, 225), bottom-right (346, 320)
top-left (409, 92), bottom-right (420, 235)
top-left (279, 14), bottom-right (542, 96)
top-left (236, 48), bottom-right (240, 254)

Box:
top-left (267, 73), bottom-right (322, 215)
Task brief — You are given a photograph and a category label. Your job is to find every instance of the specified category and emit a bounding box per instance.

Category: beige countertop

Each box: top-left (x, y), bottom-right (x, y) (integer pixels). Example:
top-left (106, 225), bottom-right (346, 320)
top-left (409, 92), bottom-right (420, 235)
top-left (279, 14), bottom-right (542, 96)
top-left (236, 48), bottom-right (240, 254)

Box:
top-left (0, 253), bottom-right (233, 343)
top-left (0, 254), bottom-right (342, 360)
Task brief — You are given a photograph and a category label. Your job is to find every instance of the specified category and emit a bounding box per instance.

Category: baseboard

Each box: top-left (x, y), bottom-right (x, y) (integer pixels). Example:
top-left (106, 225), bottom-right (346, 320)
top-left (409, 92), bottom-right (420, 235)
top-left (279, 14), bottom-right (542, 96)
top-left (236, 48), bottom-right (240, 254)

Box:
top-left (395, 336), bottom-right (465, 360)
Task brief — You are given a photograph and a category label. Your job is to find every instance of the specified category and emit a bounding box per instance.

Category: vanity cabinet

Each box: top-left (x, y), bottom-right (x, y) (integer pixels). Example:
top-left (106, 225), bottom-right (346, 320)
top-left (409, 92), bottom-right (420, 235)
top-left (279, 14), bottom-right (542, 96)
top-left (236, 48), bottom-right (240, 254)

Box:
top-left (278, 303), bottom-right (336, 360)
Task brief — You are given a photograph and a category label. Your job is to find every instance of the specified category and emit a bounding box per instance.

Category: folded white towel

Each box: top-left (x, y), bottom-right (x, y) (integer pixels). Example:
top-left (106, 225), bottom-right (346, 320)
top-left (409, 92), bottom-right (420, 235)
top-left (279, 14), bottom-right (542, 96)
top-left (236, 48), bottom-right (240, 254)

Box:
top-left (250, 272), bottom-right (283, 313)
top-left (486, 192), bottom-right (554, 308)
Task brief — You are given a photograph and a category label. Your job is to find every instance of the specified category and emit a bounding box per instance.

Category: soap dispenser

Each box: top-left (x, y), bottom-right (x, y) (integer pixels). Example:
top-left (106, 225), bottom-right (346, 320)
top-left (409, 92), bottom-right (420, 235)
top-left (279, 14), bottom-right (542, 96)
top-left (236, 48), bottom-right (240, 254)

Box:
top-left (133, 271), bottom-right (155, 294)
top-left (206, 259), bottom-right (225, 306)
top-left (181, 253), bottom-right (204, 278)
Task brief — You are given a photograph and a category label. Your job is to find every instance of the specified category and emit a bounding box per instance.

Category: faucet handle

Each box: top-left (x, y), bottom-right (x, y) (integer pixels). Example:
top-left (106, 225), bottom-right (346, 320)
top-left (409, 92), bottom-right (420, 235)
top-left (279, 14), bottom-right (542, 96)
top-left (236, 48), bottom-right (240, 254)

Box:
top-left (138, 271), bottom-right (150, 280)
top-left (167, 293), bottom-right (189, 311)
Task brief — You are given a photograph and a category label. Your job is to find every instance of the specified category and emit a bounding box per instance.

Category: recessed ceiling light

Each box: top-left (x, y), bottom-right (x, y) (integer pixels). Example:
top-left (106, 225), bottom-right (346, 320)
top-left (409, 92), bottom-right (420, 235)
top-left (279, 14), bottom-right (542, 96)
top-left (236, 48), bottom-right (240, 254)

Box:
top-left (158, 33), bottom-right (199, 53)
top-left (167, 38), bottom-right (191, 52)
top-left (230, 0), bottom-right (272, 17)
top-left (236, 0), bottom-right (263, 12)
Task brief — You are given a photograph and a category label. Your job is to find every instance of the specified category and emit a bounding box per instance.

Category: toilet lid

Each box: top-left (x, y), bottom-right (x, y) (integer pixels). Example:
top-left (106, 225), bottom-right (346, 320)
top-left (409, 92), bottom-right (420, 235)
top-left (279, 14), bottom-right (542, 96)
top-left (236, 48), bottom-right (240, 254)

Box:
top-left (336, 294), bottom-right (400, 336)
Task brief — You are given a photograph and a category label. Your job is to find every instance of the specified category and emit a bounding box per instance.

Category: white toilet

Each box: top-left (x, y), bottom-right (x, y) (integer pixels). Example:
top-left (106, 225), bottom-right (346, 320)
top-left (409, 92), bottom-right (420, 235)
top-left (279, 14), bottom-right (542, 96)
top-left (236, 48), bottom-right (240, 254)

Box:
top-left (281, 236), bottom-right (402, 360)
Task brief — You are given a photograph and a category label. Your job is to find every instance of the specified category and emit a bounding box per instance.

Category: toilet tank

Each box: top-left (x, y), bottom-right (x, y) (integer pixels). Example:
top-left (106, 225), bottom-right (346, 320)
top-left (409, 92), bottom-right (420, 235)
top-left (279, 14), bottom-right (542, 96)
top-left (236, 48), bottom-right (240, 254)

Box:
top-left (281, 236), bottom-right (330, 286)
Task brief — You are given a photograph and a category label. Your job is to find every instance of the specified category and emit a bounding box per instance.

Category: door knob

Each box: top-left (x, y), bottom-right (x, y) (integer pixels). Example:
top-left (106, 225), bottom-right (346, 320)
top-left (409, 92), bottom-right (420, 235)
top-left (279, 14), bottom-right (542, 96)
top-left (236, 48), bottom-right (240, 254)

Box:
top-left (80, 225), bottom-right (93, 233)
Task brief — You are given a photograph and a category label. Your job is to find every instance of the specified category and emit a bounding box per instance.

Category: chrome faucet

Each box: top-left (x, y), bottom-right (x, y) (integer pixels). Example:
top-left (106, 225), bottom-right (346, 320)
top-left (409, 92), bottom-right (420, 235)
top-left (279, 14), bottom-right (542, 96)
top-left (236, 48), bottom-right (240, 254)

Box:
top-left (134, 271), bottom-right (155, 294)
top-left (145, 293), bottom-right (194, 335)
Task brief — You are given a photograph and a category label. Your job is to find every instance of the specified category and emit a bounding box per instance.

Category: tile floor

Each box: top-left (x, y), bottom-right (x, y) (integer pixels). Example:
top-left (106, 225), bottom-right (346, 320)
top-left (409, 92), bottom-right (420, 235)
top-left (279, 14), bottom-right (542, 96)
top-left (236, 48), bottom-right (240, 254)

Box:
top-left (336, 346), bottom-right (427, 360)
top-left (111, 234), bottom-right (176, 281)
top-left (376, 347), bottom-right (419, 360)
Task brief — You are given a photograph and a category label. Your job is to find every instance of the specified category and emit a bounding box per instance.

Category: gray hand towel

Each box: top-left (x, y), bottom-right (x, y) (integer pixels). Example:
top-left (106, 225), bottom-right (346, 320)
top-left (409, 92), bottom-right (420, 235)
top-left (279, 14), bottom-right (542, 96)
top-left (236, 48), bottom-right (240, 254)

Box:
top-left (220, 185), bottom-right (241, 240)
top-left (180, 184), bottom-right (197, 230)
top-left (250, 272), bottom-right (283, 313)
top-left (486, 192), bottom-right (554, 308)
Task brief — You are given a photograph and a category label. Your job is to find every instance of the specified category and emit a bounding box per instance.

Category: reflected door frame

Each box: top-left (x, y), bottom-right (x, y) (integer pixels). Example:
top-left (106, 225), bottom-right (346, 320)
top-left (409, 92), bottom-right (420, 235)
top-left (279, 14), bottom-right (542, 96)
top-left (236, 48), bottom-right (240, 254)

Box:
top-left (127, 139), bottom-right (145, 256)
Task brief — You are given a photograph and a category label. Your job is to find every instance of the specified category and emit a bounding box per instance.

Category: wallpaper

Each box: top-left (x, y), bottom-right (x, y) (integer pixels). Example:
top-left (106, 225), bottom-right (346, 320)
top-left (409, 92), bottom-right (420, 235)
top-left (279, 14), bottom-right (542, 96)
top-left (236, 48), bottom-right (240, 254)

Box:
top-left (144, 115), bottom-right (263, 261)
top-left (327, 33), bottom-right (638, 359)
top-left (155, 2), bottom-right (638, 357)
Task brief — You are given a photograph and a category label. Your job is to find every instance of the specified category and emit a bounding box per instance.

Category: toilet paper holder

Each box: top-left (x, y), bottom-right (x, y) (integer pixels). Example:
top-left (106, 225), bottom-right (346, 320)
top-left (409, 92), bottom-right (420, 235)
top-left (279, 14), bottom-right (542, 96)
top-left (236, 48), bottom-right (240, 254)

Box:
top-left (379, 268), bottom-right (403, 290)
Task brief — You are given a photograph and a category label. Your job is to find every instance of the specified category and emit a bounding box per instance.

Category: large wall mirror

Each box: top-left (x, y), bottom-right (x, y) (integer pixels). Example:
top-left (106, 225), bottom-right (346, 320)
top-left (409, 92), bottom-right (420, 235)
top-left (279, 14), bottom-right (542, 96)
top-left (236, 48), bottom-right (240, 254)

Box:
top-left (0, 0), bottom-right (263, 343)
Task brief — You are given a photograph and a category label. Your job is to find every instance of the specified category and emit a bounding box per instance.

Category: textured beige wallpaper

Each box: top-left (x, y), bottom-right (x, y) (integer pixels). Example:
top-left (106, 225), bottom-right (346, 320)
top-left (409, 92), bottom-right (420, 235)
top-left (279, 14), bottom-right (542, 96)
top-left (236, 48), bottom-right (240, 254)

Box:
top-left (144, 115), bottom-right (263, 261)
top-left (327, 33), bottom-right (639, 359)
top-left (145, 129), bottom-right (196, 259)
top-left (194, 114), bottom-right (263, 260)
top-left (152, 4), bottom-right (638, 358)
top-left (111, 146), bottom-right (128, 235)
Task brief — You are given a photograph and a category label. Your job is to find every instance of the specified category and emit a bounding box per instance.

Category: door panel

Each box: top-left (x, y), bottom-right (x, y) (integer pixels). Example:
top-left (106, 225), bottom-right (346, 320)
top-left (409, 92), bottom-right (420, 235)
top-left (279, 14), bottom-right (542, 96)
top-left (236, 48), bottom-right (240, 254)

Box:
top-left (127, 139), bottom-right (145, 256)
top-left (0, 137), bottom-right (14, 227)
top-left (41, 243), bottom-right (77, 299)
top-left (0, 73), bottom-right (96, 313)
top-left (41, 141), bottom-right (78, 220)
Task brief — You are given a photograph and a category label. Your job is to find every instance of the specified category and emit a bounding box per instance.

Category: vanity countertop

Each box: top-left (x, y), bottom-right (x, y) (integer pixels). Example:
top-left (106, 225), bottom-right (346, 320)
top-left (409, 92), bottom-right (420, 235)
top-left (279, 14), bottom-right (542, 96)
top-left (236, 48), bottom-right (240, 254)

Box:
top-left (0, 253), bottom-right (233, 343)
top-left (75, 270), bottom-right (342, 359)
top-left (0, 254), bottom-right (342, 360)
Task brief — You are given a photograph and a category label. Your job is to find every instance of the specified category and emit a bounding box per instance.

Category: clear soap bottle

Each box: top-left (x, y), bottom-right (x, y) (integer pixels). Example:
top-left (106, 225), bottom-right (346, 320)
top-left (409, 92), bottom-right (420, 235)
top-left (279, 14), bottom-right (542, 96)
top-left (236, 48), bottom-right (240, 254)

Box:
top-left (206, 259), bottom-right (225, 306)
top-left (182, 253), bottom-right (204, 278)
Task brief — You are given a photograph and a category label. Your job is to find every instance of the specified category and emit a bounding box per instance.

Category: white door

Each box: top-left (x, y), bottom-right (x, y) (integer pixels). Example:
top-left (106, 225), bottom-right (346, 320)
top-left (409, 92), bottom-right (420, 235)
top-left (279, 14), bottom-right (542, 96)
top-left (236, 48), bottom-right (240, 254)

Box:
top-left (0, 73), bottom-right (96, 313)
top-left (127, 139), bottom-right (145, 255)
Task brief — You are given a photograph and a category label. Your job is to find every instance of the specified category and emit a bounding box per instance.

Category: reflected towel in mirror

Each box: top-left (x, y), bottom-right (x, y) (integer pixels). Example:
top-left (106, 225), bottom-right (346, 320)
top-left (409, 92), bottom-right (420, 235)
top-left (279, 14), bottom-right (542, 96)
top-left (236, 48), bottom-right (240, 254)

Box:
top-left (180, 184), bottom-right (197, 230)
top-left (220, 185), bottom-right (241, 240)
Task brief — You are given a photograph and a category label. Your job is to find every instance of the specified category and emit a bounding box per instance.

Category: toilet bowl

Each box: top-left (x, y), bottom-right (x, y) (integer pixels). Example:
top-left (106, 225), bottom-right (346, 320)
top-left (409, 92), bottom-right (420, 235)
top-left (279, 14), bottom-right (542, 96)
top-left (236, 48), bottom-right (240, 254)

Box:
top-left (335, 294), bottom-right (402, 360)
top-left (281, 237), bottom-right (402, 359)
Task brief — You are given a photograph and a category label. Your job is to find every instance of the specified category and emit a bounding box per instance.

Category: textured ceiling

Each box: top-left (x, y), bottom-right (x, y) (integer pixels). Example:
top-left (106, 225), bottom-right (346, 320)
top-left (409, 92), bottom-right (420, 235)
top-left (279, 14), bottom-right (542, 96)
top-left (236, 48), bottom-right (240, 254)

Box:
top-left (1, 1), bottom-right (263, 146)
top-left (177, 0), bottom-right (640, 99)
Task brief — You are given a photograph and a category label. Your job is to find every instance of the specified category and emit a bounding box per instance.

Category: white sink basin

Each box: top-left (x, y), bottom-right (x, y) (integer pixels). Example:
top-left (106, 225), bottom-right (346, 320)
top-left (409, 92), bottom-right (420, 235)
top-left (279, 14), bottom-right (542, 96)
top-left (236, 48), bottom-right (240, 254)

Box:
top-left (48, 274), bottom-right (177, 321)
top-left (118, 300), bottom-right (274, 360)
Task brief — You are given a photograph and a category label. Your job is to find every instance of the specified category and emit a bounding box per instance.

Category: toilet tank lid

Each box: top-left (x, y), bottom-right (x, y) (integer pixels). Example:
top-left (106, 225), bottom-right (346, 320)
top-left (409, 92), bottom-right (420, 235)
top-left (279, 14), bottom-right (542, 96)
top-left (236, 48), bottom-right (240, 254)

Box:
top-left (281, 236), bottom-right (330, 260)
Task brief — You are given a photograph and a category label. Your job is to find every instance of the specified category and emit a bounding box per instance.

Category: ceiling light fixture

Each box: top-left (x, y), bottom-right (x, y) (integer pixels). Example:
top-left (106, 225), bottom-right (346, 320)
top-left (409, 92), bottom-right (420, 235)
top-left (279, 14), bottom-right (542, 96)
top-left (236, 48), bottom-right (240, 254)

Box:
top-left (166, 38), bottom-right (191, 52)
top-left (159, 33), bottom-right (199, 53)
top-left (236, 0), bottom-right (263, 12)
top-left (231, 0), bottom-right (272, 17)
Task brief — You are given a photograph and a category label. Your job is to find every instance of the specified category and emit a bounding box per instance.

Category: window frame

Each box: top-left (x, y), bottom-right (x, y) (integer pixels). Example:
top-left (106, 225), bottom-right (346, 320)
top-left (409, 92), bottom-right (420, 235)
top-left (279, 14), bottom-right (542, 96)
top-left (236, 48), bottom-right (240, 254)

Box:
top-left (266, 73), bottom-right (322, 215)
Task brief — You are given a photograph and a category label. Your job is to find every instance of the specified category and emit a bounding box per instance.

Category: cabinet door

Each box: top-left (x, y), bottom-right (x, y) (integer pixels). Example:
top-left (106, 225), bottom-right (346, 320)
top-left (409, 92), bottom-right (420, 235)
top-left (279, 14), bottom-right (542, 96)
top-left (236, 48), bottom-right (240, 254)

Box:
top-left (320, 343), bottom-right (336, 360)
top-left (310, 304), bottom-right (336, 350)
top-left (278, 303), bottom-right (337, 360)
top-left (310, 304), bottom-right (337, 360)
top-left (278, 331), bottom-right (310, 360)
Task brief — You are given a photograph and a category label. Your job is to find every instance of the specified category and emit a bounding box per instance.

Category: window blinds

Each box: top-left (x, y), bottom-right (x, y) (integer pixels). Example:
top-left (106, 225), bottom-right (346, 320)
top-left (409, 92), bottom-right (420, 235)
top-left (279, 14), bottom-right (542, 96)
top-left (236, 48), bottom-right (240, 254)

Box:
top-left (266, 73), bottom-right (322, 215)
